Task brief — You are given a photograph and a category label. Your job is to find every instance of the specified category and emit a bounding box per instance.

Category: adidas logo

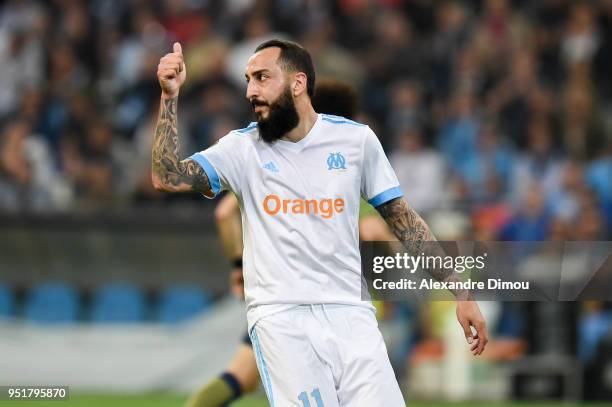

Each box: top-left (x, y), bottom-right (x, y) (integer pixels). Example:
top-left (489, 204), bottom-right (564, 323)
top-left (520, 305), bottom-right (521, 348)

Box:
top-left (263, 161), bottom-right (279, 173)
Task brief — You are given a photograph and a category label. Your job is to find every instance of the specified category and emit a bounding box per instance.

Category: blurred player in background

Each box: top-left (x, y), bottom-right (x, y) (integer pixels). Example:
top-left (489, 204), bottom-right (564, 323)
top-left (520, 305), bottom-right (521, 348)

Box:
top-left (184, 79), bottom-right (392, 407)
top-left (153, 39), bottom-right (487, 406)
top-left (183, 193), bottom-right (256, 407)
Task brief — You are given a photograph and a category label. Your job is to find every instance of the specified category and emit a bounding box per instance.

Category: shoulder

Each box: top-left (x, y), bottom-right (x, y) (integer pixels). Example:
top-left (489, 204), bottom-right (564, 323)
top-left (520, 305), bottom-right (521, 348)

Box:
top-left (320, 114), bottom-right (367, 128)
top-left (233, 122), bottom-right (258, 135)
top-left (216, 122), bottom-right (259, 145)
top-left (319, 114), bottom-right (372, 145)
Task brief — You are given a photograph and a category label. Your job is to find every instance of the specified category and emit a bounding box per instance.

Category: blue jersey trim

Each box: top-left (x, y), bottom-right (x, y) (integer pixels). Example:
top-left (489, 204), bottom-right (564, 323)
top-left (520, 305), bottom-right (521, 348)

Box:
top-left (237, 122), bottom-right (257, 133)
top-left (189, 153), bottom-right (221, 197)
top-left (322, 114), bottom-right (366, 127)
top-left (251, 328), bottom-right (275, 407)
top-left (368, 186), bottom-right (404, 208)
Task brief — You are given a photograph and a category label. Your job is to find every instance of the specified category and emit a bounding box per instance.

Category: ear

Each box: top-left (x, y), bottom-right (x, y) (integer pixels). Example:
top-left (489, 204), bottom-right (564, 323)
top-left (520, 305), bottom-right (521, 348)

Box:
top-left (292, 72), bottom-right (308, 97)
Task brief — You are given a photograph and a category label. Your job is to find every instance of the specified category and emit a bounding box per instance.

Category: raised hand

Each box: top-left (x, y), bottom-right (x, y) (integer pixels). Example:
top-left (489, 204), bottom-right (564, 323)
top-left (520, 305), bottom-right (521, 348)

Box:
top-left (157, 42), bottom-right (187, 99)
top-left (152, 42), bottom-right (211, 194)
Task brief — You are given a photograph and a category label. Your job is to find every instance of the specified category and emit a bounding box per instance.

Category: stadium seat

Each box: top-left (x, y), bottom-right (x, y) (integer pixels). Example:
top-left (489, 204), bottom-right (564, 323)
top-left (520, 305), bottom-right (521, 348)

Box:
top-left (157, 284), bottom-right (212, 323)
top-left (24, 282), bottom-right (79, 324)
top-left (90, 283), bottom-right (146, 323)
top-left (0, 284), bottom-right (15, 318)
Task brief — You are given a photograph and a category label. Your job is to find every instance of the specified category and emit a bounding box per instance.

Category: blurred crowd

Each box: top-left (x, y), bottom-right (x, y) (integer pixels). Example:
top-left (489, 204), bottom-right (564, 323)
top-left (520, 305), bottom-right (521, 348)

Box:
top-left (0, 0), bottom-right (611, 240)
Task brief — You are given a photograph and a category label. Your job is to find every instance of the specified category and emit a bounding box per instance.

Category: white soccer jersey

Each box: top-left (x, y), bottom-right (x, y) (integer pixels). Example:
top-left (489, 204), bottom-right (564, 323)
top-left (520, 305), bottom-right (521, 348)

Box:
top-left (190, 114), bottom-right (403, 330)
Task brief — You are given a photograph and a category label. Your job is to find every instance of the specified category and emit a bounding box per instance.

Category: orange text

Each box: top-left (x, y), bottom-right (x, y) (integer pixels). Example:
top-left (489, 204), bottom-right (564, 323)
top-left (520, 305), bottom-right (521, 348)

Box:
top-left (263, 195), bottom-right (345, 219)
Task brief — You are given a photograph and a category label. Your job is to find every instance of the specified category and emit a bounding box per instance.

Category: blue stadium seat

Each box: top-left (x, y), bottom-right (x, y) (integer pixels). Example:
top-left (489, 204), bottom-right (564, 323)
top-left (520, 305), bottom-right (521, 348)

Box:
top-left (91, 283), bottom-right (146, 323)
top-left (24, 283), bottom-right (79, 324)
top-left (157, 284), bottom-right (212, 323)
top-left (0, 284), bottom-right (15, 318)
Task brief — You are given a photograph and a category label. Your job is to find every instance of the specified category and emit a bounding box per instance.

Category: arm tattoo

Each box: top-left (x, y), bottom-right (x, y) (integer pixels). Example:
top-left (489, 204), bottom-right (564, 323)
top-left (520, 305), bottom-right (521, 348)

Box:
top-left (376, 197), bottom-right (435, 254)
top-left (377, 197), bottom-right (467, 298)
top-left (152, 97), bottom-right (211, 193)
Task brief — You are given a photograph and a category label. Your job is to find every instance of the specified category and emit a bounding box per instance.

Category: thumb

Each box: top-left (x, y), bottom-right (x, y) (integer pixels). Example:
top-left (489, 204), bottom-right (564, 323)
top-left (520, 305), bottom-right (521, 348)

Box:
top-left (459, 318), bottom-right (473, 344)
top-left (173, 42), bottom-right (182, 55)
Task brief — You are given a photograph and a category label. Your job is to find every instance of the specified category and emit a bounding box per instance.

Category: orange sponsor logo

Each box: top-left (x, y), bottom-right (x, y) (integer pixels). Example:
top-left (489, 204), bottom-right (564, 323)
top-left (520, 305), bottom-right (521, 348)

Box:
top-left (263, 194), bottom-right (345, 219)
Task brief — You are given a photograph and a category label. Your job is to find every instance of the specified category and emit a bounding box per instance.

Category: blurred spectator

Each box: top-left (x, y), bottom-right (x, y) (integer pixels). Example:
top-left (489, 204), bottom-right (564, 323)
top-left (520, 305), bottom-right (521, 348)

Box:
top-left (586, 150), bottom-right (612, 231)
top-left (454, 118), bottom-right (514, 205)
top-left (226, 14), bottom-right (285, 87)
top-left (386, 79), bottom-right (425, 146)
top-left (561, 2), bottom-right (600, 68)
top-left (0, 2), bottom-right (44, 116)
top-left (429, 0), bottom-right (471, 99)
top-left (561, 75), bottom-right (606, 160)
top-left (437, 89), bottom-right (479, 169)
top-left (48, 41), bottom-right (90, 97)
top-left (363, 10), bottom-right (424, 100)
top-left (580, 302), bottom-right (612, 365)
top-left (188, 83), bottom-right (241, 149)
top-left (473, 0), bottom-right (529, 65)
top-left (450, 44), bottom-right (485, 100)
top-left (547, 160), bottom-right (584, 222)
top-left (112, 5), bottom-right (164, 89)
top-left (300, 20), bottom-right (364, 88)
top-left (161, 0), bottom-right (206, 45)
top-left (510, 116), bottom-right (563, 209)
top-left (594, 0), bottom-right (612, 99)
top-left (183, 15), bottom-right (230, 87)
top-left (0, 118), bottom-right (71, 212)
top-left (390, 125), bottom-right (447, 214)
top-left (61, 118), bottom-right (120, 208)
top-left (499, 184), bottom-right (551, 241)
top-left (573, 189), bottom-right (608, 240)
top-left (487, 49), bottom-right (540, 148)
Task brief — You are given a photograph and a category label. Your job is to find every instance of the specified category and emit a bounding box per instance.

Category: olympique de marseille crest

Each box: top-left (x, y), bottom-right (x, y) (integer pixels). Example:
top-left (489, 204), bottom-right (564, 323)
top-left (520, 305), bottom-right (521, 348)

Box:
top-left (327, 152), bottom-right (347, 170)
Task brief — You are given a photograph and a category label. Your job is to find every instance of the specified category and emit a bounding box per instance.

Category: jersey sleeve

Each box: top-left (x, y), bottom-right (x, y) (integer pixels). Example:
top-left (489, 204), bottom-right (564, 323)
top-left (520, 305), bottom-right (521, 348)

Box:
top-left (188, 131), bottom-right (245, 198)
top-left (361, 127), bottom-right (404, 207)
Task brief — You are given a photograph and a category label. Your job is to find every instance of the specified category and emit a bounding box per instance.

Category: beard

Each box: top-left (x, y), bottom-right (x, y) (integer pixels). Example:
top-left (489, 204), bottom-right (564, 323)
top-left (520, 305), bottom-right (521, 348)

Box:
top-left (252, 86), bottom-right (299, 144)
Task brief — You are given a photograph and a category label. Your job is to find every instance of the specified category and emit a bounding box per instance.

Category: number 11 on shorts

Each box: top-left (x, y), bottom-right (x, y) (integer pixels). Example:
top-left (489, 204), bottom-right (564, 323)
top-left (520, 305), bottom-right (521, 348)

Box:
top-left (298, 387), bottom-right (324, 407)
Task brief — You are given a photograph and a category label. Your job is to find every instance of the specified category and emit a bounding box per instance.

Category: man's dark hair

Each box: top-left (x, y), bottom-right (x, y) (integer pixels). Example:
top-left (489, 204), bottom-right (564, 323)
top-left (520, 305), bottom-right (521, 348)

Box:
top-left (312, 79), bottom-right (358, 119)
top-left (255, 39), bottom-right (315, 98)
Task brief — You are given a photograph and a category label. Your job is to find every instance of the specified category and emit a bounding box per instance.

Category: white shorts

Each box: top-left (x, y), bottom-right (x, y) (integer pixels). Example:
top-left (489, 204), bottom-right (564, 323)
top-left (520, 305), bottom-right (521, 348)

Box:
top-left (249, 304), bottom-right (406, 407)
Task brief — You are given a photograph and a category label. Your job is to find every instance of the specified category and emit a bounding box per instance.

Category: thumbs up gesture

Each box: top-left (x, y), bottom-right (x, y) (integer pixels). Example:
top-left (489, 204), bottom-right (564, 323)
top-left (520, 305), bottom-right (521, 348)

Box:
top-left (157, 42), bottom-right (187, 98)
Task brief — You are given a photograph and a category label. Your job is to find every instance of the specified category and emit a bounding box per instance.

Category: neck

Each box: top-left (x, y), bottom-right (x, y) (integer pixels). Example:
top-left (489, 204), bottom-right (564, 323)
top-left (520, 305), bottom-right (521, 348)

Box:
top-left (281, 100), bottom-right (318, 143)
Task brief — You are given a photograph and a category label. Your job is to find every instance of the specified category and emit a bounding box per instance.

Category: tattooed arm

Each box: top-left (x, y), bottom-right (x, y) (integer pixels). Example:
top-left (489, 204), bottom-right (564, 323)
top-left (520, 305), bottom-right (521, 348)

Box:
top-left (151, 42), bottom-right (211, 194)
top-left (375, 197), bottom-right (458, 288)
top-left (376, 196), bottom-right (489, 355)
top-left (151, 96), bottom-right (211, 193)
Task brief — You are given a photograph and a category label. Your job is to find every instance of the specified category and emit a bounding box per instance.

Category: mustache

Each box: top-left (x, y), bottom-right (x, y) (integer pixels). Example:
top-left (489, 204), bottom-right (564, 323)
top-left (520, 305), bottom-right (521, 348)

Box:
top-left (251, 99), bottom-right (268, 108)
